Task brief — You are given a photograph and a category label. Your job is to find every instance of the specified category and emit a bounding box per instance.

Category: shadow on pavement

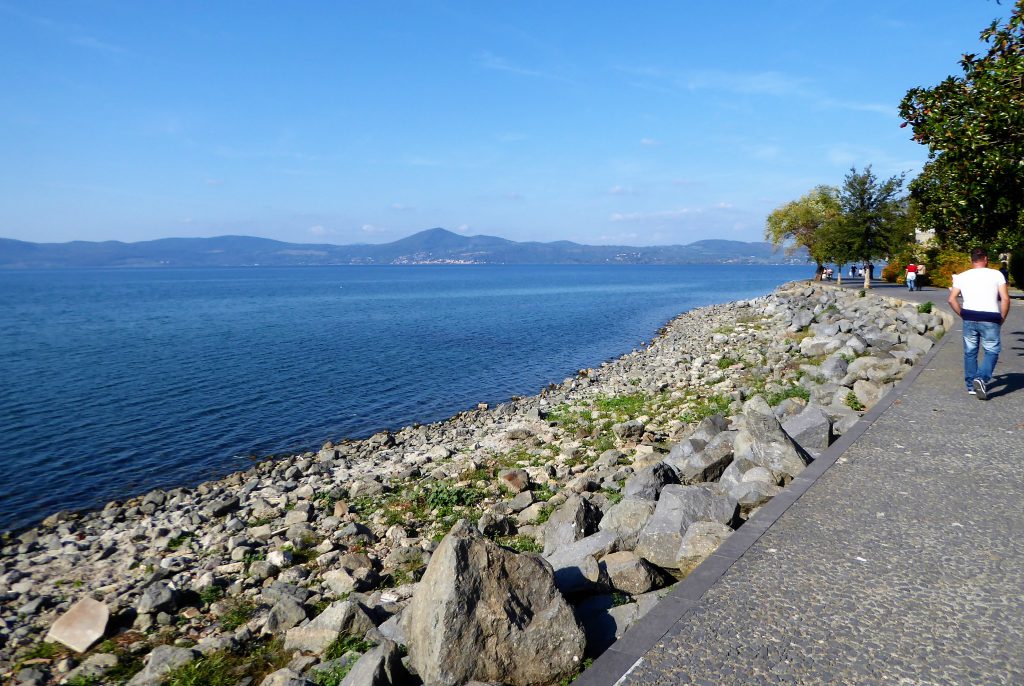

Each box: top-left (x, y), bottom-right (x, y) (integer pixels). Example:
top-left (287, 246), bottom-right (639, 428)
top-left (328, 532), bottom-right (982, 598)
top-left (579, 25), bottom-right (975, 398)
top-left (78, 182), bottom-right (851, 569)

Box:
top-left (992, 372), bottom-right (1024, 398)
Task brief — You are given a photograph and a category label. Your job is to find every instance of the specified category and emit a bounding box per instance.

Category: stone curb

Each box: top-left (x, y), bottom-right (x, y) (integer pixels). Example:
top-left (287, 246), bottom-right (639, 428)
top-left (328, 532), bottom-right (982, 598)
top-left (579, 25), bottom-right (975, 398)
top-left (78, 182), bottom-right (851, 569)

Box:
top-left (574, 289), bottom-right (955, 686)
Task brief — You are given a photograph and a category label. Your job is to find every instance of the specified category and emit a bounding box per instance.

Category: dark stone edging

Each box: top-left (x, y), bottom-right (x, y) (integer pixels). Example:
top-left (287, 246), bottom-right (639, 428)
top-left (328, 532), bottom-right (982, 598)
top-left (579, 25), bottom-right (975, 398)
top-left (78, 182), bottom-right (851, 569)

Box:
top-left (574, 291), bottom-right (954, 686)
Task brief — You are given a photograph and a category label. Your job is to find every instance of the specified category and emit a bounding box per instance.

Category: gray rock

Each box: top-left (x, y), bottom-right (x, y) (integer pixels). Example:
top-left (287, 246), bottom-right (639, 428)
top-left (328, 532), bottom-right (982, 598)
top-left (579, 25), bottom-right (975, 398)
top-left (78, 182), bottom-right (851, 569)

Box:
top-left (63, 653), bottom-right (119, 682)
top-left (377, 611), bottom-right (407, 646)
top-left (599, 551), bottom-right (663, 595)
top-left (136, 581), bottom-right (178, 615)
top-left (634, 484), bottom-right (739, 569)
top-left (675, 521), bottom-right (734, 573)
top-left (262, 596), bottom-right (308, 635)
top-left (853, 379), bottom-right (886, 409)
top-left (477, 511), bottom-right (516, 537)
top-left (597, 498), bottom-right (656, 549)
top-left (339, 640), bottom-right (411, 686)
top-left (782, 404), bottom-right (832, 455)
top-left (498, 469), bottom-right (530, 492)
top-left (45, 597), bottom-right (108, 653)
top-left (127, 646), bottom-right (197, 686)
top-left (800, 335), bottom-right (842, 357)
top-left (404, 520), bottom-right (585, 686)
top-left (545, 529), bottom-right (619, 595)
top-left (668, 431), bottom-right (736, 484)
top-left (259, 668), bottom-right (312, 686)
top-left (817, 355), bottom-right (849, 383)
top-left (665, 438), bottom-right (704, 462)
top-left (612, 419), bottom-right (645, 441)
top-left (732, 395), bottom-right (811, 483)
top-left (283, 600), bottom-right (377, 654)
top-left (323, 567), bottom-right (376, 596)
top-left (206, 496), bottom-right (240, 517)
top-left (622, 462), bottom-right (679, 501)
top-left (541, 494), bottom-right (602, 556)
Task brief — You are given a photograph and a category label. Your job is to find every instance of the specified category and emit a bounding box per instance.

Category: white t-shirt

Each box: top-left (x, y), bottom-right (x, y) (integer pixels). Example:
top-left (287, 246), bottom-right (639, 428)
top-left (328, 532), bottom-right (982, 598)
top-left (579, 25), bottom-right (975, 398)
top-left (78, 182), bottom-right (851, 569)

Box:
top-left (953, 267), bottom-right (1005, 313)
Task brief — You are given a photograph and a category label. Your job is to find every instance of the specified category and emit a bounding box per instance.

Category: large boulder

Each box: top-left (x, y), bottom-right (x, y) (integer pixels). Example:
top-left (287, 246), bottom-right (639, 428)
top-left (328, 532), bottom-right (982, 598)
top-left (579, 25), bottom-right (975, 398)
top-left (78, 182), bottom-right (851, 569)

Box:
top-left (675, 521), bottom-right (734, 573)
top-left (541, 494), bottom-right (602, 556)
top-left (634, 484), bottom-right (739, 569)
top-left (667, 431), bottom-right (736, 484)
top-left (599, 551), bottom-right (665, 595)
top-left (781, 404), bottom-right (831, 456)
top-left (404, 521), bottom-right (585, 686)
top-left (597, 498), bottom-right (655, 549)
top-left (622, 462), bottom-right (679, 501)
top-left (732, 396), bottom-right (811, 484)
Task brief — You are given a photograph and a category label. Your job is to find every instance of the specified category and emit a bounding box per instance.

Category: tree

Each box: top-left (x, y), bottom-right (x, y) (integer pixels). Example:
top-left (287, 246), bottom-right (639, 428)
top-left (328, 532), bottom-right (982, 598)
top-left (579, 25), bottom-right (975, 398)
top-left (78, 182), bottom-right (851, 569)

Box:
top-left (765, 185), bottom-right (841, 280)
top-left (898, 1), bottom-right (1024, 251)
top-left (832, 166), bottom-right (910, 289)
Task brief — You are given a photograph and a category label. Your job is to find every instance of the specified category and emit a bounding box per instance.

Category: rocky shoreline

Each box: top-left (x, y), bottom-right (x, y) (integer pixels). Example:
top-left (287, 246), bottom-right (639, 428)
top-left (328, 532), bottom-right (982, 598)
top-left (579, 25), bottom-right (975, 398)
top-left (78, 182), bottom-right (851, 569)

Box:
top-left (0, 282), bottom-right (948, 686)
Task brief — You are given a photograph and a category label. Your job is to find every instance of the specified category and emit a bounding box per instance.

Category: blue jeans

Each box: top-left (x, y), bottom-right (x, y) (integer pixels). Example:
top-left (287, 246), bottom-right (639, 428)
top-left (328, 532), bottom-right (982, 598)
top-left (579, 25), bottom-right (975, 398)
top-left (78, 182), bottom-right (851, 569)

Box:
top-left (963, 320), bottom-right (1001, 390)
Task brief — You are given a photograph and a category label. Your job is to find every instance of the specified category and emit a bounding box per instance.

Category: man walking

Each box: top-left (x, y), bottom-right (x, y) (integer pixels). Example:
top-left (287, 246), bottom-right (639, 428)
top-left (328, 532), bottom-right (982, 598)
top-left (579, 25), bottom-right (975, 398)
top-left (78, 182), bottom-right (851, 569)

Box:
top-left (906, 262), bottom-right (917, 291)
top-left (947, 248), bottom-right (1010, 399)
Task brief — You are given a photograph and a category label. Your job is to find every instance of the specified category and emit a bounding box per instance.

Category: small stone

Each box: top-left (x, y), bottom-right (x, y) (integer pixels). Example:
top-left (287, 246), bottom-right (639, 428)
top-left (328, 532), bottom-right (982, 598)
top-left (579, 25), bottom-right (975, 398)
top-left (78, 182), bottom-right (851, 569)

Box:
top-left (45, 597), bottom-right (109, 653)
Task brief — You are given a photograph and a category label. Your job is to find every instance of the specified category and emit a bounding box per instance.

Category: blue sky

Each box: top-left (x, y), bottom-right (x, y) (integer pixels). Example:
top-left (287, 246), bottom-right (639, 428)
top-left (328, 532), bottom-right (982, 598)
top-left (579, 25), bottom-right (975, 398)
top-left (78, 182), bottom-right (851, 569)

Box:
top-left (0, 1), bottom-right (1012, 246)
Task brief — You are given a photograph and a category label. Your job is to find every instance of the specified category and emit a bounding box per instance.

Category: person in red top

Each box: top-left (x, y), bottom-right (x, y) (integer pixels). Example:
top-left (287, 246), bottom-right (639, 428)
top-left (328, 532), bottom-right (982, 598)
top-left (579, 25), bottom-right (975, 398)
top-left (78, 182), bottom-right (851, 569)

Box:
top-left (906, 262), bottom-right (918, 291)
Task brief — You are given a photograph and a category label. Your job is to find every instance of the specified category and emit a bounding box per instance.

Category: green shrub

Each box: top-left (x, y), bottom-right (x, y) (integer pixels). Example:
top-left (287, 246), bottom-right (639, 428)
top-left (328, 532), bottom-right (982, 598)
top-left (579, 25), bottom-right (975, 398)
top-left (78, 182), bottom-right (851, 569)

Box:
top-left (219, 597), bottom-right (256, 631)
top-left (165, 651), bottom-right (238, 686)
top-left (325, 635), bottom-right (374, 661)
top-left (681, 395), bottom-right (731, 423)
top-left (917, 301), bottom-right (933, 314)
top-left (844, 391), bottom-right (865, 411)
top-left (763, 385), bottom-right (810, 407)
top-left (314, 661), bottom-right (355, 686)
top-left (717, 357), bottom-right (738, 369)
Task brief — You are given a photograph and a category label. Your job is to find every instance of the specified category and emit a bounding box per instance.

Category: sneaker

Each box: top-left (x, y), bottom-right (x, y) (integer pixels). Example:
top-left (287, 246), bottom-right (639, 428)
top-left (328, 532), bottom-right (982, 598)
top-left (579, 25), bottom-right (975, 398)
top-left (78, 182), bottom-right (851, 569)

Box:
top-left (968, 389), bottom-right (976, 395)
top-left (973, 378), bottom-right (988, 400)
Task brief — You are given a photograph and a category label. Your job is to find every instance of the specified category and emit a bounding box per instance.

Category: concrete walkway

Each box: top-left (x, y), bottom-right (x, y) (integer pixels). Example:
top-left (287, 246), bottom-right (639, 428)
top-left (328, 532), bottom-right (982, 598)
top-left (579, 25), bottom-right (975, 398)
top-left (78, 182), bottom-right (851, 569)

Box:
top-left (578, 280), bottom-right (1024, 685)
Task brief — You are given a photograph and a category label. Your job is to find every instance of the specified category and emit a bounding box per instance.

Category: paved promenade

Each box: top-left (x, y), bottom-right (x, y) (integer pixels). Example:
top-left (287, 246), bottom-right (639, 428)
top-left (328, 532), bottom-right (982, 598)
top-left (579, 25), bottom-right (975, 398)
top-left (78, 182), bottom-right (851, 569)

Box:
top-left (579, 281), bottom-right (1024, 685)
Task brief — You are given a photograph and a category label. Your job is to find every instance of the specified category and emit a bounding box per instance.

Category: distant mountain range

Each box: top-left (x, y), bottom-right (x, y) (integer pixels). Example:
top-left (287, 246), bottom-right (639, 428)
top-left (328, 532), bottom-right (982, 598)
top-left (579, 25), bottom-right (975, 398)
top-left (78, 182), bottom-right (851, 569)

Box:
top-left (0, 228), bottom-right (806, 268)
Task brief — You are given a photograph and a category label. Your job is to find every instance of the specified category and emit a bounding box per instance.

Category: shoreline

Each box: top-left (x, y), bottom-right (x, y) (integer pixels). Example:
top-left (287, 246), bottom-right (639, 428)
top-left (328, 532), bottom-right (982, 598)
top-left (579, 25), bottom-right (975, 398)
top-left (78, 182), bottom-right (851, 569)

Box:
top-left (0, 271), bottom-right (808, 538)
top-left (0, 279), bottom-right (945, 685)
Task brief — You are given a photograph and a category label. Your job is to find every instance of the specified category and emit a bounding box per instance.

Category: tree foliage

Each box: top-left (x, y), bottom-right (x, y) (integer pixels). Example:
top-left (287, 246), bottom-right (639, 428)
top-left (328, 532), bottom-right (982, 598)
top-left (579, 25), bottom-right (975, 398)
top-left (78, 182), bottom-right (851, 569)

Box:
top-left (764, 185), bottom-right (841, 279)
top-left (835, 166), bottom-right (909, 257)
top-left (898, 1), bottom-right (1024, 250)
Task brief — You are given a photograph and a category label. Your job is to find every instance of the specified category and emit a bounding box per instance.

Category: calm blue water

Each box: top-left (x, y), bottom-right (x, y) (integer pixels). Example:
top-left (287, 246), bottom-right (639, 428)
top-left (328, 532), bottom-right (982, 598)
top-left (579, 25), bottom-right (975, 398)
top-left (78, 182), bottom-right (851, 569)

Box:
top-left (0, 264), bottom-right (809, 532)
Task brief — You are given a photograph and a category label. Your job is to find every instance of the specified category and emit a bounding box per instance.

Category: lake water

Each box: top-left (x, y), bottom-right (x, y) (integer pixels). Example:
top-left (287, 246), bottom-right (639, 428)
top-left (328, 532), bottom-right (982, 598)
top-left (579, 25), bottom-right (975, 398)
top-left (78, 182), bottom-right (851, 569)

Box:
top-left (0, 264), bottom-right (809, 532)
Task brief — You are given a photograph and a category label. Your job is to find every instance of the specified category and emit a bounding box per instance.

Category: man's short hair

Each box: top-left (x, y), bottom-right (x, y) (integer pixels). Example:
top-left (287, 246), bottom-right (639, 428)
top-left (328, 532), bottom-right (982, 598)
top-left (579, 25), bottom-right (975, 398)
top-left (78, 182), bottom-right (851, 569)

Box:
top-left (970, 247), bottom-right (988, 262)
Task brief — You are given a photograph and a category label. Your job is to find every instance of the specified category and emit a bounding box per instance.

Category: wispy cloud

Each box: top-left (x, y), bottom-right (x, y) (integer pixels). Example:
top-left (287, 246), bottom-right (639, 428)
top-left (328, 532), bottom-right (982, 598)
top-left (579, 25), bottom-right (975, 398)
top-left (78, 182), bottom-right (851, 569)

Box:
top-left (390, 203), bottom-right (416, 212)
top-left (476, 51), bottom-right (574, 84)
top-left (0, 3), bottom-right (129, 54)
top-left (607, 185), bottom-right (639, 197)
top-left (620, 65), bottom-right (892, 116)
top-left (610, 208), bottom-right (698, 223)
top-left (640, 138), bottom-right (662, 147)
top-left (204, 178), bottom-right (224, 186)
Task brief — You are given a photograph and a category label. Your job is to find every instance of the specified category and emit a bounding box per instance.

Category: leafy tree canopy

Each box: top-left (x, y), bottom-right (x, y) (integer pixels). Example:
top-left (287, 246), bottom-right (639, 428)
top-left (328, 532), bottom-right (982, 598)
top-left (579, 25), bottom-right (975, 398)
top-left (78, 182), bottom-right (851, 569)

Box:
top-left (765, 185), bottom-right (841, 279)
top-left (833, 166), bottom-right (910, 287)
top-left (898, 1), bottom-right (1024, 250)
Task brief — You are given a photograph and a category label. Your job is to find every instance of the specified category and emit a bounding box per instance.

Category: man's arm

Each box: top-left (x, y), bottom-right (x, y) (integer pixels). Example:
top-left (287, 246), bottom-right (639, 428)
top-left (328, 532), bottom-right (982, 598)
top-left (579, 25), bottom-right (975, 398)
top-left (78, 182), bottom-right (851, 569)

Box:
top-left (999, 282), bottom-right (1010, 323)
top-left (948, 286), bottom-right (962, 317)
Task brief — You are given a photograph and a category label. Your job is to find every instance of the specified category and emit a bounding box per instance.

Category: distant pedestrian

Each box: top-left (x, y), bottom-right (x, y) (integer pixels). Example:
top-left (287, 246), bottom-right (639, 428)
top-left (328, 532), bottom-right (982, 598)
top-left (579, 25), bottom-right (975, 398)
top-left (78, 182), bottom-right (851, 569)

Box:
top-left (849, 265), bottom-right (855, 279)
top-left (906, 262), bottom-right (917, 291)
top-left (948, 247), bottom-right (1009, 399)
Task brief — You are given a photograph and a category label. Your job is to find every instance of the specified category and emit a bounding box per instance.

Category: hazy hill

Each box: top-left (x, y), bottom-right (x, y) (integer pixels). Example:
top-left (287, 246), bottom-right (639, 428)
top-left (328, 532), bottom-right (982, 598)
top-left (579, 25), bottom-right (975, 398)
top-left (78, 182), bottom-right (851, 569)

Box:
top-left (0, 228), bottom-right (805, 268)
